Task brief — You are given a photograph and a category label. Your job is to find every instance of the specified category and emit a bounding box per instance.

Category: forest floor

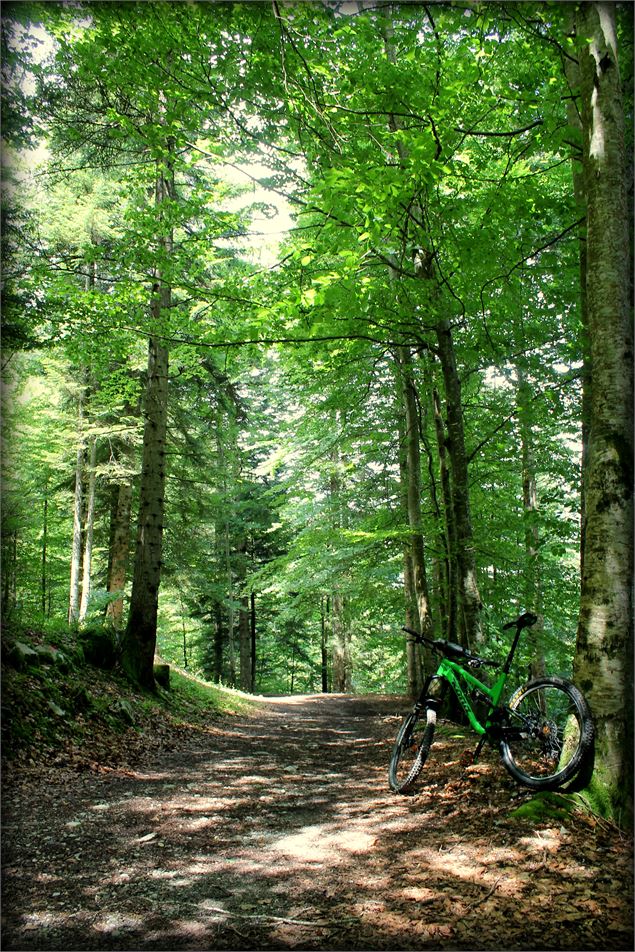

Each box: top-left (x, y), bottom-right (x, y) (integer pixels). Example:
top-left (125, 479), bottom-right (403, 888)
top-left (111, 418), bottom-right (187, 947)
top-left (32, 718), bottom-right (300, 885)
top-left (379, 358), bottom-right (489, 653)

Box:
top-left (2, 693), bottom-right (633, 951)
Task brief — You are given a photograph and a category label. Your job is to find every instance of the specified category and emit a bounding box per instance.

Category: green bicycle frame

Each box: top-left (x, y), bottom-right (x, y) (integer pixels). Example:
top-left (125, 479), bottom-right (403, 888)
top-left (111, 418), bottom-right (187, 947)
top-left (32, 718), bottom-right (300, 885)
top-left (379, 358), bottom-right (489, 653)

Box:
top-left (433, 657), bottom-right (508, 736)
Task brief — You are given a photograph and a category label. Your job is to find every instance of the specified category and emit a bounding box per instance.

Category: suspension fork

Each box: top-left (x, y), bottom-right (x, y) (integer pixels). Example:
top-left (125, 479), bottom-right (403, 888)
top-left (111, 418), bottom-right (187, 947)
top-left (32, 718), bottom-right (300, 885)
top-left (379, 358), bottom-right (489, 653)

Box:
top-left (414, 673), bottom-right (448, 715)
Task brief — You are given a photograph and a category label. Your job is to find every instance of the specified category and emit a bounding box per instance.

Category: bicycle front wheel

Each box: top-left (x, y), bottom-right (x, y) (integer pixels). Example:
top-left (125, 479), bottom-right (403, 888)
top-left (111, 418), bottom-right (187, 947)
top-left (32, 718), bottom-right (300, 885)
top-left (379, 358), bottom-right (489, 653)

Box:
top-left (388, 707), bottom-right (436, 794)
top-left (500, 676), bottom-right (594, 790)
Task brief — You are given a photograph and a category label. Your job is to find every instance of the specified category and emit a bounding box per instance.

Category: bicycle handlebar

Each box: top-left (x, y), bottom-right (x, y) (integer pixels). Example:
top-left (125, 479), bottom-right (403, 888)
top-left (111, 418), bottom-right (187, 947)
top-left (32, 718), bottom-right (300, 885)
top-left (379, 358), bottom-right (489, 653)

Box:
top-left (402, 611), bottom-right (538, 669)
top-left (402, 627), bottom-right (499, 668)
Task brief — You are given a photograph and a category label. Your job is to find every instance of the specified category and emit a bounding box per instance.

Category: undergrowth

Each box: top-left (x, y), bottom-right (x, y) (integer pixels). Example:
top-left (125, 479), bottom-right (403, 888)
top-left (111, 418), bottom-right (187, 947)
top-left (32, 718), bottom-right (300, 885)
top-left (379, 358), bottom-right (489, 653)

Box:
top-left (1, 620), bottom-right (258, 772)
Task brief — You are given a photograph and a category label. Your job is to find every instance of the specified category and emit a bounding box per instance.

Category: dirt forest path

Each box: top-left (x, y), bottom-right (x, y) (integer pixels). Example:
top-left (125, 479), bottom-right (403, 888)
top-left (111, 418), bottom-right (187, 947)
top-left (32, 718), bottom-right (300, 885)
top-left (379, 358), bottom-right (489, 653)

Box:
top-left (2, 694), bottom-right (633, 951)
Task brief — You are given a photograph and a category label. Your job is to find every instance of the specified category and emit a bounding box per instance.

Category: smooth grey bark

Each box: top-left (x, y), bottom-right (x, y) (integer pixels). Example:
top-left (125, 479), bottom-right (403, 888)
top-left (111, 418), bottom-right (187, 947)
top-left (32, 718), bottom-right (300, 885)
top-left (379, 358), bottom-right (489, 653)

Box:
top-left (573, 2), bottom-right (633, 826)
top-left (239, 594), bottom-right (252, 693)
top-left (564, 16), bottom-right (592, 579)
top-left (321, 596), bottom-right (329, 693)
top-left (331, 591), bottom-right (351, 693)
top-left (216, 410), bottom-right (237, 687)
top-left (250, 592), bottom-right (257, 693)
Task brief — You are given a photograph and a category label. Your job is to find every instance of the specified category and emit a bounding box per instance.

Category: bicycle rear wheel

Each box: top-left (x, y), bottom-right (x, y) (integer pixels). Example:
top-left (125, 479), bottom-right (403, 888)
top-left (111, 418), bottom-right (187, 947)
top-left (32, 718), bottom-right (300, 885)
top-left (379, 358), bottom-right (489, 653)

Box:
top-left (500, 676), bottom-right (594, 790)
top-left (389, 707), bottom-right (436, 794)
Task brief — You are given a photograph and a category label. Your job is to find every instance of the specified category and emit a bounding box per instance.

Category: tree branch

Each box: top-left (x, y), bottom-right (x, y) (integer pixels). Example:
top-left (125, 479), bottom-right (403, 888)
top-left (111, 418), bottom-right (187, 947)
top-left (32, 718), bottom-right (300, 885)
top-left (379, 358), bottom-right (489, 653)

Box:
top-left (454, 118), bottom-right (544, 138)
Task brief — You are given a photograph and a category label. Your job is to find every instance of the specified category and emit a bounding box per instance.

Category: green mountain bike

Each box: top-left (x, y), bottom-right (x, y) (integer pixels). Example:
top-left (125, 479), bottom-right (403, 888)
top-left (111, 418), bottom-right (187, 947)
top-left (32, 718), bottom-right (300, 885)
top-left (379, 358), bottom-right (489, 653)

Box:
top-left (389, 612), bottom-right (595, 795)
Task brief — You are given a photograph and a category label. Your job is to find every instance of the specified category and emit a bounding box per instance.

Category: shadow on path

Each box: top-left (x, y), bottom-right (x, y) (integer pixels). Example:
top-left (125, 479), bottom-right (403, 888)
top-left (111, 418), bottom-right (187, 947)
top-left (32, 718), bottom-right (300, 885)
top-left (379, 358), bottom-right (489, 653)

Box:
top-left (2, 694), bottom-right (633, 950)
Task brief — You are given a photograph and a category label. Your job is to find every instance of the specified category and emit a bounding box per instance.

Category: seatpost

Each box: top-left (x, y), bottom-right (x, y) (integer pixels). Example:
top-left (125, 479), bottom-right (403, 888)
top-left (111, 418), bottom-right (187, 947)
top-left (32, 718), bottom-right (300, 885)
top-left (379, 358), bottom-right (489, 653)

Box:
top-left (501, 612), bottom-right (538, 674)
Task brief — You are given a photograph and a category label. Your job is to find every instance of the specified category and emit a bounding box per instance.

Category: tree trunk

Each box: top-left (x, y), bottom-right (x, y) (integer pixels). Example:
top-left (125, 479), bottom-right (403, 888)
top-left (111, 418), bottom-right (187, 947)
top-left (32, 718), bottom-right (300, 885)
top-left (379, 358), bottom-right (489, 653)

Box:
top-left (395, 348), bottom-right (432, 694)
top-left (329, 434), bottom-right (353, 692)
top-left (41, 481), bottom-right (48, 617)
top-left (435, 318), bottom-right (483, 648)
top-left (239, 595), bottom-right (252, 693)
top-left (122, 121), bottom-right (174, 689)
top-left (250, 592), bottom-right (257, 693)
top-left (516, 364), bottom-right (545, 679)
top-left (213, 602), bottom-right (224, 682)
top-left (79, 435), bottom-right (97, 623)
top-left (564, 16), bottom-right (592, 580)
top-left (573, 1), bottom-right (633, 827)
top-left (122, 331), bottom-right (169, 688)
top-left (68, 400), bottom-right (84, 626)
top-left (320, 596), bottom-right (329, 693)
top-left (331, 592), bottom-right (351, 693)
top-left (106, 478), bottom-right (133, 628)
top-left (399, 348), bottom-right (434, 639)
top-left (432, 387), bottom-right (458, 641)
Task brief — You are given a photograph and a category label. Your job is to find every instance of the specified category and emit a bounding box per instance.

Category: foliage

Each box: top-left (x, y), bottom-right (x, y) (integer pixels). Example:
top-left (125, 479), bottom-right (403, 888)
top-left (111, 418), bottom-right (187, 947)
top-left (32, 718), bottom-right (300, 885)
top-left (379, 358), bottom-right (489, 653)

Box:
top-left (1, 0), bottom-right (597, 698)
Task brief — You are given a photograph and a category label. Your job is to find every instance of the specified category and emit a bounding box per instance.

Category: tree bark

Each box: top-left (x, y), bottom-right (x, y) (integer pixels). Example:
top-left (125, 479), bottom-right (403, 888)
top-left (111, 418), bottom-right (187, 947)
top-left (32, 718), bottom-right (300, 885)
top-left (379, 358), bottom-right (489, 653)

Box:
top-left (573, 1), bottom-right (634, 826)
top-left (250, 592), bottom-right (257, 693)
top-left (331, 591), bottom-right (351, 693)
top-left (106, 478), bottom-right (133, 628)
top-left (516, 364), bottom-right (545, 679)
top-left (41, 481), bottom-right (48, 617)
top-left (213, 601), bottom-right (224, 683)
top-left (239, 595), bottom-right (252, 693)
top-left (122, 329), bottom-right (169, 689)
top-left (68, 400), bottom-right (84, 626)
top-left (329, 433), bottom-right (353, 692)
top-left (395, 348), bottom-right (432, 694)
top-left (320, 596), bottom-right (329, 693)
top-left (564, 15), bottom-right (592, 580)
top-left (78, 435), bottom-right (97, 623)
top-left (432, 386), bottom-right (458, 641)
top-left (435, 318), bottom-right (483, 648)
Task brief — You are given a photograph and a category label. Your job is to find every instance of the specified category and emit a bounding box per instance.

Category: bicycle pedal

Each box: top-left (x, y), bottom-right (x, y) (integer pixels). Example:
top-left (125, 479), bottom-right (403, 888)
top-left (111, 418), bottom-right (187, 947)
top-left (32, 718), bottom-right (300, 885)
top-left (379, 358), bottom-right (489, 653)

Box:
top-left (459, 750), bottom-right (474, 766)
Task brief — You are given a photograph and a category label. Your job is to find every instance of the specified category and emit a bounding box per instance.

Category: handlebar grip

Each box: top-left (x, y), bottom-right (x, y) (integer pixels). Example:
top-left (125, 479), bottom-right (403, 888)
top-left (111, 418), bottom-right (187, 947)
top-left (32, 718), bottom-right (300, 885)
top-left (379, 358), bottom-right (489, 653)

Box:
top-left (402, 626), bottom-right (421, 639)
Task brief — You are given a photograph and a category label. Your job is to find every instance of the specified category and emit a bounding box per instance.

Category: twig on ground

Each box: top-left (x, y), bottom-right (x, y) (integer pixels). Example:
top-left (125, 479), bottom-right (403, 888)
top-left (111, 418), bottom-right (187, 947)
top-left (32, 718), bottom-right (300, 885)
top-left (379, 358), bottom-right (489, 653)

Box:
top-left (200, 904), bottom-right (358, 928)
top-left (466, 876), bottom-right (504, 909)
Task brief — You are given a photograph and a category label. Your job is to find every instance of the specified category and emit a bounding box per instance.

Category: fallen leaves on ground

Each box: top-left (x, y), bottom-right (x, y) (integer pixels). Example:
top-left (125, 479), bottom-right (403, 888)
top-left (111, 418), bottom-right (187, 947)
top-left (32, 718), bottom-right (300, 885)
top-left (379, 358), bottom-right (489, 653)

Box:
top-left (2, 695), bottom-right (633, 951)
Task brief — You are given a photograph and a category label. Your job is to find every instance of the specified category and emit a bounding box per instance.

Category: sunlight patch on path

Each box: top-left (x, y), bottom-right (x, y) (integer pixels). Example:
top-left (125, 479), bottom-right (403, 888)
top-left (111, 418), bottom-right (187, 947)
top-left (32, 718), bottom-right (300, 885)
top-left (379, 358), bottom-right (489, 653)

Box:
top-left (272, 822), bottom-right (376, 863)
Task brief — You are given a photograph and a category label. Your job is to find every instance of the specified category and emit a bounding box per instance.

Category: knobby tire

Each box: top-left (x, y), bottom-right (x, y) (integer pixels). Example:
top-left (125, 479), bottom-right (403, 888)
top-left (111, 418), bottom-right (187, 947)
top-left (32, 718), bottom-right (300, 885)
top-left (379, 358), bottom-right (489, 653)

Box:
top-left (500, 676), bottom-right (594, 790)
top-left (389, 708), bottom-right (436, 794)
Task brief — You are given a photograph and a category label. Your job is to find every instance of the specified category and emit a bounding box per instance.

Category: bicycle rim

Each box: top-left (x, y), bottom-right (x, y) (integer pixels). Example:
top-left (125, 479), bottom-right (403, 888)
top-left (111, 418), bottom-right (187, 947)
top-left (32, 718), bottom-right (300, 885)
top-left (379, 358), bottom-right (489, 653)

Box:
top-left (501, 678), bottom-right (593, 789)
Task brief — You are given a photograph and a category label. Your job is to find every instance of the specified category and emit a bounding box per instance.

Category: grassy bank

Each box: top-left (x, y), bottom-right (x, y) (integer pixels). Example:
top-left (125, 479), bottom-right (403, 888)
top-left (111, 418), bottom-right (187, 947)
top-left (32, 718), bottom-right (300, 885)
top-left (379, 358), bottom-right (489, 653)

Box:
top-left (1, 621), bottom-right (258, 773)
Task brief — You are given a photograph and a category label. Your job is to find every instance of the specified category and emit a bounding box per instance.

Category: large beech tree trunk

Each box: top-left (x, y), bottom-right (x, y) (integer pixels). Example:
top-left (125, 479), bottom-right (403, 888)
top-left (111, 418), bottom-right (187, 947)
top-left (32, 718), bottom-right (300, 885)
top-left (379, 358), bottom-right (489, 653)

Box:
top-left (573, 2), bottom-right (633, 826)
top-left (239, 595), bottom-right (252, 693)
